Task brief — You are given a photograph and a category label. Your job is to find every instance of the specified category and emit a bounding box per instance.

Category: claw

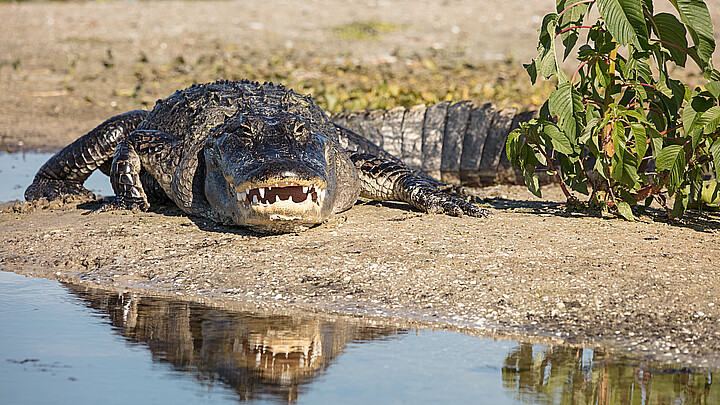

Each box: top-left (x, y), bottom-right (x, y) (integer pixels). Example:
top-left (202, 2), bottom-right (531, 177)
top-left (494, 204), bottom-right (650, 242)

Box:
top-left (94, 196), bottom-right (149, 213)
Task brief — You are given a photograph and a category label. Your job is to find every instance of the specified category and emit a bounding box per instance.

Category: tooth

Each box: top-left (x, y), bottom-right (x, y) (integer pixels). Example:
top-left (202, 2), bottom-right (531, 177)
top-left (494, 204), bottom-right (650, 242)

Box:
top-left (302, 186), bottom-right (309, 193)
top-left (288, 195), bottom-right (294, 203)
top-left (252, 195), bottom-right (259, 204)
top-left (238, 191), bottom-right (246, 202)
top-left (275, 195), bottom-right (281, 203)
top-left (268, 186), bottom-right (272, 191)
top-left (259, 187), bottom-right (265, 199)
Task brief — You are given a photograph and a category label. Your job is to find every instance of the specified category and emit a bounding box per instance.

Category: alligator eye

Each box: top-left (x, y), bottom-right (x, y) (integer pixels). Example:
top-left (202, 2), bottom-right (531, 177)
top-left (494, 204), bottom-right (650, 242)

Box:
top-left (293, 122), bottom-right (306, 136)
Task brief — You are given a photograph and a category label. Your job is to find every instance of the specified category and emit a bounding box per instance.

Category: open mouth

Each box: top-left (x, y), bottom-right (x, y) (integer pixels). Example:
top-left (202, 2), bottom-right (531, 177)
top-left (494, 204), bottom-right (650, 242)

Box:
top-left (236, 181), bottom-right (326, 207)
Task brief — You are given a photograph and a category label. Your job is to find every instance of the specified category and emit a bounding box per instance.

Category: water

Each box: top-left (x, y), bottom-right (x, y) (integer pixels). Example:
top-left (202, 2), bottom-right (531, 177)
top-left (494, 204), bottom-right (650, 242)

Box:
top-left (1, 271), bottom-right (718, 404)
top-left (0, 152), bottom-right (114, 203)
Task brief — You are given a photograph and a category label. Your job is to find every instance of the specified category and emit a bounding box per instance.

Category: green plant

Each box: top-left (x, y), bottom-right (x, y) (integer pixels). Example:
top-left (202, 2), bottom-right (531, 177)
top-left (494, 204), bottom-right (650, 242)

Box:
top-left (507, 0), bottom-right (720, 219)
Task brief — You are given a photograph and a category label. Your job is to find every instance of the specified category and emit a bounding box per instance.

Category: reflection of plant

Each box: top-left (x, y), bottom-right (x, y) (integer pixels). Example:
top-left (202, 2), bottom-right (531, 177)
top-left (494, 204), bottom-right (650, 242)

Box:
top-left (501, 343), bottom-right (720, 404)
top-left (507, 0), bottom-right (720, 219)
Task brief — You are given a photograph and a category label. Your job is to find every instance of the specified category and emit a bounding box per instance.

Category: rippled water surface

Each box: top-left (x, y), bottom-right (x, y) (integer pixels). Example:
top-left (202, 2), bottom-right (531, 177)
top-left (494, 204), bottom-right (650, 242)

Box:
top-left (0, 152), bottom-right (113, 203)
top-left (1, 271), bottom-right (718, 404)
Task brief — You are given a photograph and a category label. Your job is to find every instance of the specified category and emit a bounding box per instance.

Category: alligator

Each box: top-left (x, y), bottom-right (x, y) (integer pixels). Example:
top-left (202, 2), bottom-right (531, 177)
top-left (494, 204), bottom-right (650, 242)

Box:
top-left (25, 80), bottom-right (487, 233)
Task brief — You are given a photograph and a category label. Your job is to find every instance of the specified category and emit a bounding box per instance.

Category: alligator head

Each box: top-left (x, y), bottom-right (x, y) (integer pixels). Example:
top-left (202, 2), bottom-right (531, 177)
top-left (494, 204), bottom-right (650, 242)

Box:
top-left (203, 113), bottom-right (358, 233)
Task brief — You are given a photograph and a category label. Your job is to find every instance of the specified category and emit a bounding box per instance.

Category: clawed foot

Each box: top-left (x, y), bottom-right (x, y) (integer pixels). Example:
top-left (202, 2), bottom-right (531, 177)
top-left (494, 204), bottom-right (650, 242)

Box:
top-left (93, 196), bottom-right (150, 213)
top-left (25, 177), bottom-right (95, 202)
top-left (420, 188), bottom-right (491, 218)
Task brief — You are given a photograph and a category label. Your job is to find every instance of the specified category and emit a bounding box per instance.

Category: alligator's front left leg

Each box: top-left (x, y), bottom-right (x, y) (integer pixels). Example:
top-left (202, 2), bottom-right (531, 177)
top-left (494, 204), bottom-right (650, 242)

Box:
top-left (350, 152), bottom-right (490, 217)
top-left (25, 110), bottom-right (149, 201)
top-left (100, 130), bottom-right (182, 211)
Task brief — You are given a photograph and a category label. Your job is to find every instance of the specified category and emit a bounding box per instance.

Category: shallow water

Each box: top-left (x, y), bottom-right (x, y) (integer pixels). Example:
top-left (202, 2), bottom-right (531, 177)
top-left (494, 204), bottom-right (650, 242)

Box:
top-left (0, 152), bottom-right (113, 203)
top-left (1, 271), bottom-right (718, 404)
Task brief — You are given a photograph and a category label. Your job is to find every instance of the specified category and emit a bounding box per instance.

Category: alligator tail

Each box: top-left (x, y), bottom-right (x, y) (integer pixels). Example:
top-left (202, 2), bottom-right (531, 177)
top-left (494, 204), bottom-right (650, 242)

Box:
top-left (332, 102), bottom-right (536, 186)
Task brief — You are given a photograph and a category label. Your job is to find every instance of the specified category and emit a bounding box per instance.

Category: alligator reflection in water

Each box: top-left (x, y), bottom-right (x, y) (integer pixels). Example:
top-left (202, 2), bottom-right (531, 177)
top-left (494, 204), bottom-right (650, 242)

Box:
top-left (503, 343), bottom-right (719, 404)
top-left (63, 283), bottom-right (403, 403)
top-left (61, 282), bottom-right (720, 405)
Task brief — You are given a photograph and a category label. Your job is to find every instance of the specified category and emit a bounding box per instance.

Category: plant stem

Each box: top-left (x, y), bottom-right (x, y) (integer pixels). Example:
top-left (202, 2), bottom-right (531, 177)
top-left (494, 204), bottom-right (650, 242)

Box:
top-left (571, 58), bottom-right (595, 83)
top-left (622, 82), bottom-right (659, 91)
top-left (650, 38), bottom-right (694, 60)
top-left (556, 25), bottom-right (595, 37)
top-left (557, 0), bottom-right (596, 20)
top-left (603, 42), bottom-right (618, 109)
top-left (660, 124), bottom-right (683, 135)
top-left (529, 128), bottom-right (577, 202)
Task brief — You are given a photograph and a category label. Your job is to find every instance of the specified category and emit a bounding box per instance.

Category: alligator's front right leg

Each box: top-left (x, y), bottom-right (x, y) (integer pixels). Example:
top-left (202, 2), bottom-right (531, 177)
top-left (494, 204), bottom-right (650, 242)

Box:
top-left (350, 152), bottom-right (490, 217)
top-left (25, 110), bottom-right (149, 201)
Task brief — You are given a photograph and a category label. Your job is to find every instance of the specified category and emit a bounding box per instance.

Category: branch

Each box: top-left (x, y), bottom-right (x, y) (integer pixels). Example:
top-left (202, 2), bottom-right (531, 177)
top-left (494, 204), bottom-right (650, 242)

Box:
top-left (571, 58), bottom-right (595, 83)
top-left (528, 129), bottom-right (578, 203)
top-left (558, 0), bottom-right (596, 21)
top-left (556, 25), bottom-right (595, 37)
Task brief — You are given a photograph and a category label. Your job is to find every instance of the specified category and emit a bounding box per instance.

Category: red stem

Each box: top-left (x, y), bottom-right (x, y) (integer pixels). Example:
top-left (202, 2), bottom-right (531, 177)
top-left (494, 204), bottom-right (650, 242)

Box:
top-left (660, 124), bottom-right (683, 135)
top-left (651, 37), bottom-right (693, 59)
top-left (571, 58), bottom-right (595, 83)
top-left (556, 25), bottom-right (595, 37)
top-left (558, 0), bottom-right (596, 20)
top-left (622, 82), bottom-right (659, 91)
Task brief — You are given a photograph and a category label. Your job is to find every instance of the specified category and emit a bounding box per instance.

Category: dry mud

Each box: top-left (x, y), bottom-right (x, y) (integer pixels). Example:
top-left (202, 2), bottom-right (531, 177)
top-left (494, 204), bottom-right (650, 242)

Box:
top-left (2, 0), bottom-right (720, 368)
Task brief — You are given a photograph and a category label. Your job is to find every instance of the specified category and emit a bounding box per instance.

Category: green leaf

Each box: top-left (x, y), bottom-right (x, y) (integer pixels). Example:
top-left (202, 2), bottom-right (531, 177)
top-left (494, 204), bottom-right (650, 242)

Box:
top-left (616, 201), bottom-right (637, 220)
top-left (656, 72), bottom-right (676, 98)
top-left (523, 165), bottom-right (542, 197)
top-left (687, 104), bottom-right (720, 136)
top-left (690, 127), bottom-right (703, 149)
top-left (580, 117), bottom-right (600, 145)
top-left (596, 0), bottom-right (649, 49)
top-left (611, 121), bottom-right (626, 156)
top-left (682, 92), bottom-right (710, 134)
top-left (630, 123), bottom-right (647, 160)
top-left (712, 69), bottom-right (720, 82)
top-left (656, 144), bottom-right (686, 194)
top-left (566, 168), bottom-right (589, 195)
top-left (700, 179), bottom-right (720, 204)
top-left (611, 147), bottom-right (640, 189)
top-left (706, 81), bottom-right (720, 99)
top-left (689, 166), bottom-right (703, 203)
top-left (623, 54), bottom-right (653, 83)
top-left (524, 61), bottom-right (538, 85)
top-left (624, 108), bottom-right (651, 124)
top-left (543, 124), bottom-right (575, 155)
top-left (699, 105), bottom-right (720, 134)
top-left (548, 82), bottom-right (582, 141)
top-left (671, 190), bottom-right (688, 218)
top-left (532, 13), bottom-right (567, 82)
top-left (652, 13), bottom-right (689, 67)
top-left (557, 0), bottom-right (592, 60)
top-left (671, 0), bottom-right (716, 69)
top-left (506, 129), bottom-right (524, 167)
top-left (646, 126), bottom-right (663, 158)
top-left (710, 138), bottom-right (720, 179)
top-left (595, 59), bottom-right (612, 88)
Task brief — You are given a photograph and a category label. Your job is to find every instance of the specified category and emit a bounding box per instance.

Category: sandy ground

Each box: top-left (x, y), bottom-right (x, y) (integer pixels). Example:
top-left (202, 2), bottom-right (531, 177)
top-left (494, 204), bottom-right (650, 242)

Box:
top-left (2, 0), bottom-right (720, 368)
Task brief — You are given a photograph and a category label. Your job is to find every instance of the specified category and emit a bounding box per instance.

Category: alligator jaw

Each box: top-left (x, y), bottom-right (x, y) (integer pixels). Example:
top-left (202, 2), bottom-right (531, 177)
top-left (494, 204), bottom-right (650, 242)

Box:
top-left (236, 181), bottom-right (326, 207)
top-left (235, 180), bottom-right (327, 231)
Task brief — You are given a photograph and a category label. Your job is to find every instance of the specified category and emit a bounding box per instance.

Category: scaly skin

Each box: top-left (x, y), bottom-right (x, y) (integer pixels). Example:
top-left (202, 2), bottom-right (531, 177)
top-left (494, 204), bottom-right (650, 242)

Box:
top-left (26, 80), bottom-right (488, 233)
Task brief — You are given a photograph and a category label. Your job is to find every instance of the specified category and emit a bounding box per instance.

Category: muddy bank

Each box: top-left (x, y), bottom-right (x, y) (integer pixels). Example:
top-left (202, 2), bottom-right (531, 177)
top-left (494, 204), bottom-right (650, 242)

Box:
top-left (3, 184), bottom-right (720, 368)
